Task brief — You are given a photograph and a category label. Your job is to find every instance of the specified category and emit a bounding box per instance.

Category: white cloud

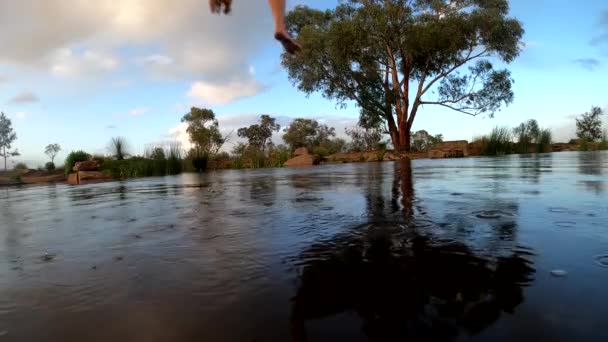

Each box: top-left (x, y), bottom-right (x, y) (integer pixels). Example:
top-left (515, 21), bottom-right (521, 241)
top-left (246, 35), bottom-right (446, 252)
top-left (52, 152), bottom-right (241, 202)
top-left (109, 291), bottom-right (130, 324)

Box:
top-left (129, 107), bottom-right (150, 116)
top-left (49, 49), bottom-right (119, 78)
top-left (187, 78), bottom-right (265, 105)
top-left (9, 91), bottom-right (40, 104)
top-left (0, 1), bottom-right (271, 99)
top-left (168, 122), bottom-right (192, 150)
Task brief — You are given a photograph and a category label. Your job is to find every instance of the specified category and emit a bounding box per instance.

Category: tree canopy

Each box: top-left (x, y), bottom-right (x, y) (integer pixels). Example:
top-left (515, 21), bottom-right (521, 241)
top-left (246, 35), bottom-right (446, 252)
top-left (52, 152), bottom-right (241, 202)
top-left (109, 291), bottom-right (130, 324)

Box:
top-left (181, 107), bottom-right (226, 155)
top-left (282, 0), bottom-right (524, 150)
top-left (237, 115), bottom-right (281, 152)
top-left (0, 112), bottom-right (19, 170)
top-left (576, 106), bottom-right (603, 142)
top-left (282, 118), bottom-right (336, 151)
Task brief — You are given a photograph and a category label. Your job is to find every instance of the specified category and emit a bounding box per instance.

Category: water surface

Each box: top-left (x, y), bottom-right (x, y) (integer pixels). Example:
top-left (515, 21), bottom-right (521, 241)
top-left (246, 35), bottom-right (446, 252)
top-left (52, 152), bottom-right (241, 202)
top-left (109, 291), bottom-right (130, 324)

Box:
top-left (1, 151), bottom-right (607, 341)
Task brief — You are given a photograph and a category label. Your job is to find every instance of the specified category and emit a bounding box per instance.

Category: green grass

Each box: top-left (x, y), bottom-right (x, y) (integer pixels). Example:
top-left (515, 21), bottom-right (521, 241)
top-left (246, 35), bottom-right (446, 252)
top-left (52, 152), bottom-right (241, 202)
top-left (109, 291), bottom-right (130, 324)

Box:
top-left (600, 131), bottom-right (608, 150)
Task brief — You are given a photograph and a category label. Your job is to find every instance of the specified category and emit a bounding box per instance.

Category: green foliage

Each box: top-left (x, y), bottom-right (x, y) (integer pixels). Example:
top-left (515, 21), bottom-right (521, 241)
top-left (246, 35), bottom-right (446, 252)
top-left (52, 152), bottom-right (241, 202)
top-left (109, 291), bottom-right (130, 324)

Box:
top-left (282, 0), bottom-right (523, 150)
top-left (181, 107), bottom-right (225, 155)
top-left (576, 106), bottom-right (603, 141)
top-left (282, 118), bottom-right (336, 151)
top-left (345, 127), bottom-right (383, 152)
top-left (44, 143), bottom-right (61, 163)
top-left (64, 151), bottom-right (91, 175)
top-left (167, 142), bottom-right (183, 175)
top-left (376, 149), bottom-right (387, 162)
top-left (0, 112), bottom-right (20, 170)
top-left (14, 162), bottom-right (28, 170)
top-left (45, 162), bottom-right (56, 171)
top-left (237, 115), bottom-right (280, 151)
top-left (600, 131), bottom-right (608, 150)
top-left (579, 139), bottom-right (589, 151)
top-left (484, 126), bottom-right (512, 156)
top-left (513, 119), bottom-right (540, 153)
top-left (410, 130), bottom-right (443, 152)
top-left (536, 129), bottom-right (552, 153)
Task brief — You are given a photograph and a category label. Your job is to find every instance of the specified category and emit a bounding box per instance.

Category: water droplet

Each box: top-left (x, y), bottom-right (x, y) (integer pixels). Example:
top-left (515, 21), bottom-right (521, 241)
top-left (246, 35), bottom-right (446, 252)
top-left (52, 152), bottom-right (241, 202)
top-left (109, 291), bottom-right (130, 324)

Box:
top-left (550, 269), bottom-right (567, 277)
top-left (595, 255), bottom-right (608, 268)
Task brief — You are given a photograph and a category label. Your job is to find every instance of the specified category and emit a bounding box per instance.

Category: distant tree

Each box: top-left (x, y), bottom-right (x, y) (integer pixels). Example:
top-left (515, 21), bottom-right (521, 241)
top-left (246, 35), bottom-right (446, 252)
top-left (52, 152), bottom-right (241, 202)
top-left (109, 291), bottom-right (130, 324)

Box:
top-left (237, 115), bottom-right (281, 152)
top-left (14, 162), bottom-right (28, 170)
top-left (44, 143), bottom-right (62, 164)
top-left (231, 142), bottom-right (248, 157)
top-left (150, 147), bottom-right (166, 160)
top-left (576, 106), bottom-right (603, 142)
top-left (282, 118), bottom-right (336, 151)
top-left (108, 137), bottom-right (129, 160)
top-left (513, 119), bottom-right (540, 153)
top-left (345, 126), bottom-right (383, 152)
top-left (410, 130), bottom-right (444, 152)
top-left (282, 0), bottom-right (524, 151)
top-left (0, 112), bottom-right (20, 171)
top-left (45, 161), bottom-right (56, 171)
top-left (181, 107), bottom-right (226, 156)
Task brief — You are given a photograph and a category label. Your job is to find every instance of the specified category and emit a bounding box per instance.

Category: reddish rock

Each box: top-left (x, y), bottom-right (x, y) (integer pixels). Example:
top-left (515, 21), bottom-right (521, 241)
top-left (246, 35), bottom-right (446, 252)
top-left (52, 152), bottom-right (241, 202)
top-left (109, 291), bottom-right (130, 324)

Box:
top-left (293, 147), bottom-right (309, 157)
top-left (73, 160), bottom-right (100, 171)
top-left (67, 173), bottom-right (79, 185)
top-left (78, 171), bottom-right (112, 184)
top-left (429, 140), bottom-right (469, 159)
top-left (284, 154), bottom-right (321, 167)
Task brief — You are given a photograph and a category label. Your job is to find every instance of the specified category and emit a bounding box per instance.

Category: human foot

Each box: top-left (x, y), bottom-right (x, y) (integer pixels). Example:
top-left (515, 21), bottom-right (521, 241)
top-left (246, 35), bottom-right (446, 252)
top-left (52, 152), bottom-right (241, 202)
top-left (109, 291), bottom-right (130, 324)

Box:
top-left (274, 32), bottom-right (301, 55)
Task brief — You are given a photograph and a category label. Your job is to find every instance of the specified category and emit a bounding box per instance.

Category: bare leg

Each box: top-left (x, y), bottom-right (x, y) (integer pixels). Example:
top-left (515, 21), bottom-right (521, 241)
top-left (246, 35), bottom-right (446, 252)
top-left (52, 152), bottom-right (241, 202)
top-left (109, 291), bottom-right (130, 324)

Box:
top-left (268, 0), bottom-right (301, 54)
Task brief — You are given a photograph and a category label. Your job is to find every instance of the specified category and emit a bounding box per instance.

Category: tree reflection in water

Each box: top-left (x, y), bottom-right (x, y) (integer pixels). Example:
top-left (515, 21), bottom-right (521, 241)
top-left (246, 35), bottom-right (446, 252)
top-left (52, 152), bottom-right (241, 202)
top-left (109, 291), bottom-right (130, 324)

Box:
top-left (290, 159), bottom-right (536, 341)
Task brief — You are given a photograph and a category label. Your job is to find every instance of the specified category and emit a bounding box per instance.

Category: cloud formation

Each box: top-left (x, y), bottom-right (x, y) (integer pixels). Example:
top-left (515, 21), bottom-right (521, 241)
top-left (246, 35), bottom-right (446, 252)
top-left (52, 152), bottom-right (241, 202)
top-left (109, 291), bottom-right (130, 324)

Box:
top-left (0, 0), bottom-right (271, 101)
top-left (573, 58), bottom-right (601, 70)
top-left (9, 91), bottom-right (40, 104)
top-left (591, 10), bottom-right (608, 50)
top-left (187, 78), bottom-right (265, 105)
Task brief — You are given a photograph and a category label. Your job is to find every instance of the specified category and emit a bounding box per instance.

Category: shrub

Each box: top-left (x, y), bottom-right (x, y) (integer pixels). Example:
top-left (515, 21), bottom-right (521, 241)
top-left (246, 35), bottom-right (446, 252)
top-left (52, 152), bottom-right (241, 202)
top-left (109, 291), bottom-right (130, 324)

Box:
top-left (376, 149), bottom-right (387, 162)
top-left (579, 139), bottom-right (589, 151)
top-left (536, 129), bottom-right (552, 153)
top-left (64, 151), bottom-right (92, 175)
top-left (167, 142), bottom-right (183, 175)
top-left (14, 162), bottom-right (28, 170)
top-left (484, 126), bottom-right (512, 156)
top-left (600, 131), bottom-right (608, 151)
top-left (45, 162), bottom-right (56, 171)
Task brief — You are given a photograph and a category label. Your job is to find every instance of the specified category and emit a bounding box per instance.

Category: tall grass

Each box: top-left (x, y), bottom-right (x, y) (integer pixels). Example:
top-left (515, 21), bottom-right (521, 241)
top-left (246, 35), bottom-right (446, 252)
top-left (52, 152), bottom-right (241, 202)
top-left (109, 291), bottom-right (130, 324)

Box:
top-left (536, 129), bottom-right (553, 153)
top-left (109, 137), bottom-right (129, 160)
top-left (600, 131), bottom-right (608, 151)
top-left (167, 141), bottom-right (183, 175)
top-left (484, 126), bottom-right (512, 156)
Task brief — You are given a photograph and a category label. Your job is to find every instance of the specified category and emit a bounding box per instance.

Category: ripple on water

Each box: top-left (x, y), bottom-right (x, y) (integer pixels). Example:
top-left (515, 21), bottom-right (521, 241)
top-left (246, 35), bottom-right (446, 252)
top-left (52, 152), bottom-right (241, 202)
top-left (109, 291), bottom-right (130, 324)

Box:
top-left (549, 207), bottom-right (569, 213)
top-left (554, 221), bottom-right (577, 228)
top-left (595, 255), bottom-right (608, 268)
top-left (470, 210), bottom-right (514, 220)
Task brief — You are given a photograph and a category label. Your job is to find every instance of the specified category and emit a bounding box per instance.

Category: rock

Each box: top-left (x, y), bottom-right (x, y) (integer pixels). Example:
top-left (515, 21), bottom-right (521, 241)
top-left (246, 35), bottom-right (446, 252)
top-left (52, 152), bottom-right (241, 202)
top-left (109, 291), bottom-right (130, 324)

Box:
top-left (284, 154), bottom-right (321, 167)
top-left (550, 269), bottom-right (567, 277)
top-left (293, 147), bottom-right (309, 157)
top-left (77, 171), bottom-right (112, 184)
top-left (73, 160), bottom-right (100, 171)
top-left (67, 172), bottom-right (79, 185)
top-left (429, 140), bottom-right (469, 159)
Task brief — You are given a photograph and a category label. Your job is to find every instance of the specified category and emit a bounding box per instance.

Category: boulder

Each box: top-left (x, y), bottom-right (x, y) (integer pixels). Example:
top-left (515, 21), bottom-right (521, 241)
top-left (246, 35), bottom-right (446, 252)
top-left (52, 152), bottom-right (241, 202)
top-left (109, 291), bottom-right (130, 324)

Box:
top-left (293, 147), bottom-right (309, 157)
top-left (67, 173), bottom-right (79, 185)
top-left (73, 160), bottom-right (100, 171)
top-left (78, 171), bottom-right (112, 184)
top-left (429, 140), bottom-right (469, 159)
top-left (284, 154), bottom-right (321, 167)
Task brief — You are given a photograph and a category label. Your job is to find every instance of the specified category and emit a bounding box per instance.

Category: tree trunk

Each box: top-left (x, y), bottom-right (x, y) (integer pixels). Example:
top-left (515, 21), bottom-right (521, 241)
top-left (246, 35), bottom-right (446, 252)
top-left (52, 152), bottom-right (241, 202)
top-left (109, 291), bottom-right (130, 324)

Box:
top-left (3, 146), bottom-right (6, 171)
top-left (395, 117), bottom-right (411, 152)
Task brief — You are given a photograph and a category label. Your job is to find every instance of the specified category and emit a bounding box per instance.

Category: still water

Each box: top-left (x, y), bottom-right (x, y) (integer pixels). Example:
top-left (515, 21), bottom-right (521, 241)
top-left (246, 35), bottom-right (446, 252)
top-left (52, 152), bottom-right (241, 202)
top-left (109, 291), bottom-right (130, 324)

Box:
top-left (1, 151), bottom-right (607, 341)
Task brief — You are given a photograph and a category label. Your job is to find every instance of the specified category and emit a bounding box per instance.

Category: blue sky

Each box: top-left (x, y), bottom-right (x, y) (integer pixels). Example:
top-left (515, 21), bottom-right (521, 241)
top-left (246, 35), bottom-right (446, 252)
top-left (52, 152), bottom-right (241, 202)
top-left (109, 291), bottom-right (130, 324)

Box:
top-left (1, 0), bottom-right (607, 167)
